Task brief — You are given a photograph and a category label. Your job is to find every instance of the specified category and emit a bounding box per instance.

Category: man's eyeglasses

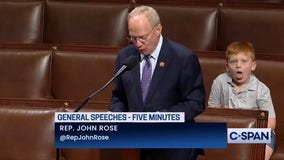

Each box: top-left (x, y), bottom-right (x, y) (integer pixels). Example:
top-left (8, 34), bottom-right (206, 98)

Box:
top-left (127, 28), bottom-right (155, 43)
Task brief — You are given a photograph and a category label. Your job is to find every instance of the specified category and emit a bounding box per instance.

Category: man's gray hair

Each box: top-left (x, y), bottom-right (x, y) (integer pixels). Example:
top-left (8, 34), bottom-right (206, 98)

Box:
top-left (128, 5), bottom-right (161, 28)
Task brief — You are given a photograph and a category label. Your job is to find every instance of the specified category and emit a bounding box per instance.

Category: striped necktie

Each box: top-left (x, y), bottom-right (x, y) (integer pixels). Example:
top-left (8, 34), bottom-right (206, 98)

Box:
top-left (141, 55), bottom-right (152, 101)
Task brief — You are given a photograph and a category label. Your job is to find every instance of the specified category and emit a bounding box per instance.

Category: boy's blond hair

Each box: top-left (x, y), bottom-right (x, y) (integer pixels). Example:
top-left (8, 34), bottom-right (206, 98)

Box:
top-left (226, 41), bottom-right (255, 61)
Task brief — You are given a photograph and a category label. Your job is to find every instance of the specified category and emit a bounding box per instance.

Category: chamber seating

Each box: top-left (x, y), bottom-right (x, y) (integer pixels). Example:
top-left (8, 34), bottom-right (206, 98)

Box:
top-left (195, 107), bottom-right (268, 160)
top-left (51, 46), bottom-right (118, 102)
top-left (142, 4), bottom-right (218, 51)
top-left (0, 0), bottom-right (284, 159)
top-left (44, 1), bottom-right (130, 47)
top-left (1, 0), bottom-right (284, 53)
top-left (0, 1), bottom-right (44, 43)
top-left (0, 103), bottom-right (63, 160)
top-left (217, 6), bottom-right (284, 53)
top-left (0, 49), bottom-right (52, 99)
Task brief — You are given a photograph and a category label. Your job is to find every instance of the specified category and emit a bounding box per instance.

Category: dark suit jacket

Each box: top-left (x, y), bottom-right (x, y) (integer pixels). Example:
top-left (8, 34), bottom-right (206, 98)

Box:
top-left (110, 37), bottom-right (205, 160)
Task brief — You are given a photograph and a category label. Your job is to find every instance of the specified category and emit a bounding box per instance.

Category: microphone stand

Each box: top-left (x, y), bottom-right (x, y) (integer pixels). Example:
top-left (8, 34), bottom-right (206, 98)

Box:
top-left (74, 65), bottom-right (126, 112)
top-left (56, 65), bottom-right (127, 160)
top-left (55, 55), bottom-right (138, 160)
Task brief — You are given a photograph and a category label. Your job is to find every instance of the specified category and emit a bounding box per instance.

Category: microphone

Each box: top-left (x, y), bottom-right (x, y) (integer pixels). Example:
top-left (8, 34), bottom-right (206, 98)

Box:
top-left (74, 55), bottom-right (139, 112)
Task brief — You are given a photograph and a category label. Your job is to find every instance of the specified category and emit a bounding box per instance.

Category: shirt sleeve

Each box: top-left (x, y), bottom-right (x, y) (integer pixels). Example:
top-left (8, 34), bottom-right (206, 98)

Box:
top-left (208, 76), bottom-right (223, 107)
top-left (256, 82), bottom-right (276, 118)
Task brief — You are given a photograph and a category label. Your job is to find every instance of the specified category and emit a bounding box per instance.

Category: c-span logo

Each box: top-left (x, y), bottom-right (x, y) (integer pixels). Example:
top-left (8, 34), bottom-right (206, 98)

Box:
top-left (227, 128), bottom-right (271, 144)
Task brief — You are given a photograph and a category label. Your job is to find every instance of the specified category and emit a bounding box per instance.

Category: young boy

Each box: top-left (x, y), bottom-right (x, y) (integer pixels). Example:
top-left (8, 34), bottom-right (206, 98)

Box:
top-left (208, 41), bottom-right (276, 160)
